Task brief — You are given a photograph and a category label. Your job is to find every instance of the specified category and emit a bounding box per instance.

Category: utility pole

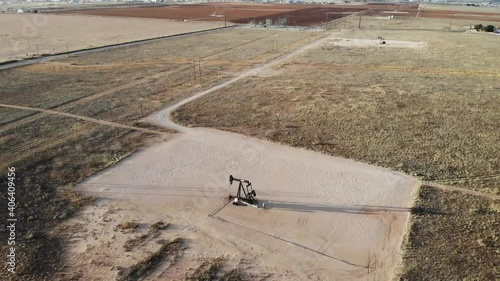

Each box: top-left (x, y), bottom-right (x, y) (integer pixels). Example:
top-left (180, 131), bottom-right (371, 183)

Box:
top-left (26, 37), bottom-right (31, 56)
top-left (224, 13), bottom-right (227, 27)
top-left (325, 13), bottom-right (328, 30)
top-left (358, 16), bottom-right (362, 29)
top-left (193, 61), bottom-right (197, 80)
top-left (36, 45), bottom-right (39, 55)
top-left (139, 98), bottom-right (143, 116)
top-left (66, 42), bottom-right (69, 57)
top-left (198, 59), bottom-right (201, 78)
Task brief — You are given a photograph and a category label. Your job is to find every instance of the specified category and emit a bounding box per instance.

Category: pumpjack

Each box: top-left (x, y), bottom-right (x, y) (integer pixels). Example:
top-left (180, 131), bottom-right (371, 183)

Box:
top-left (229, 175), bottom-right (259, 208)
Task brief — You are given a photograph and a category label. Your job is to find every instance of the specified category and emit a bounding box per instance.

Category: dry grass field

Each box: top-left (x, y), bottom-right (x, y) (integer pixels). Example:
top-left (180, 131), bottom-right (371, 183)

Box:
top-left (401, 185), bottom-right (499, 280)
top-left (1, 8), bottom-right (499, 279)
top-left (0, 27), bottom-right (321, 280)
top-left (0, 14), bottom-right (225, 63)
top-left (174, 29), bottom-right (500, 195)
top-left (172, 24), bottom-right (500, 279)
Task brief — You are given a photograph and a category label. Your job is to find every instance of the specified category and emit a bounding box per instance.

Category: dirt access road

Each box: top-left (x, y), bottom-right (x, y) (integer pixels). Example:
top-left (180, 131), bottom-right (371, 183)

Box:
top-left (61, 31), bottom-right (418, 280)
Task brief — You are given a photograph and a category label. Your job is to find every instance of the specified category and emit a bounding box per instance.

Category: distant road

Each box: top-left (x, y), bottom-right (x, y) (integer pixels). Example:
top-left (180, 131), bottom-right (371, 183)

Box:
top-left (0, 25), bottom-right (237, 71)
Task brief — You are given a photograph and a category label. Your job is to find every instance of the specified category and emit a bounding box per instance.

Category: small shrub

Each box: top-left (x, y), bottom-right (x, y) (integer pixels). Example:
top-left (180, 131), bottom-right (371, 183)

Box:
top-left (481, 25), bottom-right (495, 32)
top-left (150, 221), bottom-right (169, 231)
top-left (117, 221), bottom-right (139, 230)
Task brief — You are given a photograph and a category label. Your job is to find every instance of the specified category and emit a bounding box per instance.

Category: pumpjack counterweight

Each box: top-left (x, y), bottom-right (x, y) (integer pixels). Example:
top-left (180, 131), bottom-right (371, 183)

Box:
top-left (229, 175), bottom-right (258, 207)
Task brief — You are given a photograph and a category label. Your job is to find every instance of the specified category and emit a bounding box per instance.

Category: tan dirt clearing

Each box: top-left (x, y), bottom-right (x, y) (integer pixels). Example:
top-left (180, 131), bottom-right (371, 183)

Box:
top-left (64, 128), bottom-right (417, 280)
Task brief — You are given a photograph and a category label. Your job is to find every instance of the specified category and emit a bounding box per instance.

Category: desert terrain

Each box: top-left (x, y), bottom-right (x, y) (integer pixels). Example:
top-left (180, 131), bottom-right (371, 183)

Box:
top-left (53, 34), bottom-right (417, 280)
top-left (0, 13), bottom-right (225, 63)
top-left (172, 17), bottom-right (500, 281)
top-left (64, 127), bottom-right (416, 280)
top-left (0, 3), bottom-right (499, 281)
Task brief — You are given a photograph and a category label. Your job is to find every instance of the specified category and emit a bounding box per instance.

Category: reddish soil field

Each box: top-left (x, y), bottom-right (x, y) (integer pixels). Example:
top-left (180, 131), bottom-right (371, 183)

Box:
top-left (54, 3), bottom-right (499, 26)
top-left (54, 3), bottom-right (418, 26)
top-left (55, 3), bottom-right (302, 22)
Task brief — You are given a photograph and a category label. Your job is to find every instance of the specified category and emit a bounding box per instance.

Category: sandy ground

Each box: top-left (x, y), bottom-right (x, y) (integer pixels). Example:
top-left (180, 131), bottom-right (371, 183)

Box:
top-left (0, 14), bottom-right (225, 63)
top-left (332, 38), bottom-right (427, 48)
top-left (60, 128), bottom-right (417, 280)
top-left (55, 31), bottom-right (418, 280)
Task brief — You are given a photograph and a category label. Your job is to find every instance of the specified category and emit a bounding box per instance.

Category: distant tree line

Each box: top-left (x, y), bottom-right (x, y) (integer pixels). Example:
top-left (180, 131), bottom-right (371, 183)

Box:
top-left (474, 24), bottom-right (496, 32)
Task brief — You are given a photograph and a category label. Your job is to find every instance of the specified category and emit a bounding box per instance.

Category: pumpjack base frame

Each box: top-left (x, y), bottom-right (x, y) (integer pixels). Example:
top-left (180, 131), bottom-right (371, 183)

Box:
top-left (229, 175), bottom-right (259, 208)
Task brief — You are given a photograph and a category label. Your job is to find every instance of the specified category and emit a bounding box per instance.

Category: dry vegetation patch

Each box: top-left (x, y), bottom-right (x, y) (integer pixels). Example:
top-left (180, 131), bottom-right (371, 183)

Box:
top-left (402, 185), bottom-right (499, 280)
top-left (0, 125), bottom-right (151, 280)
top-left (117, 221), bottom-right (140, 231)
top-left (186, 257), bottom-right (225, 281)
top-left (186, 257), bottom-right (247, 281)
top-left (0, 28), bottom-right (318, 279)
top-left (118, 237), bottom-right (184, 281)
top-left (173, 68), bottom-right (500, 195)
top-left (299, 29), bottom-right (500, 72)
top-left (171, 27), bottom-right (499, 279)
top-left (123, 221), bottom-right (170, 252)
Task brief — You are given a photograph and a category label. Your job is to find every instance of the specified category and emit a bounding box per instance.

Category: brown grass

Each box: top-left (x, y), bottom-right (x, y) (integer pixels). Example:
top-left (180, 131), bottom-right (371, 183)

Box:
top-left (118, 237), bottom-right (184, 281)
top-left (186, 257), bottom-right (249, 281)
top-left (0, 125), bottom-right (151, 280)
top-left (173, 68), bottom-right (500, 195)
top-left (0, 28), bottom-right (319, 280)
top-left (123, 221), bottom-right (169, 252)
top-left (402, 185), bottom-right (499, 280)
top-left (150, 221), bottom-right (170, 231)
top-left (117, 221), bottom-right (140, 231)
top-left (186, 257), bottom-right (225, 281)
top-left (171, 25), bottom-right (500, 279)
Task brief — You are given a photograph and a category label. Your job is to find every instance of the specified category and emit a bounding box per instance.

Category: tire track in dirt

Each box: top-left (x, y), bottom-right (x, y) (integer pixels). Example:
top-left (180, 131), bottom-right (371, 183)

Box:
top-left (2, 134), bottom-right (79, 166)
top-left (1, 122), bottom-right (92, 165)
top-left (433, 172), bottom-right (500, 183)
top-left (423, 181), bottom-right (500, 200)
top-left (0, 103), bottom-right (168, 135)
top-left (213, 215), bottom-right (366, 268)
top-left (0, 68), bottom-right (181, 133)
top-left (289, 62), bottom-right (500, 78)
top-left (0, 31), bottom-right (285, 133)
top-left (297, 216), bottom-right (310, 232)
top-left (316, 221), bottom-right (336, 254)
